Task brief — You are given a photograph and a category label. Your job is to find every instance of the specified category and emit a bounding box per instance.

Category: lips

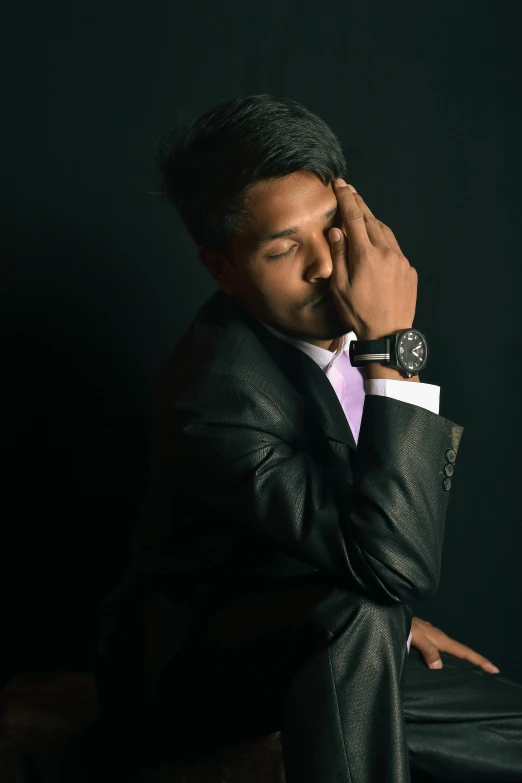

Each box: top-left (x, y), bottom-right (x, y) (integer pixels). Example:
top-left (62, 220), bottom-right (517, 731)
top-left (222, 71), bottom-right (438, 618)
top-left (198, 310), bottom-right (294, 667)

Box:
top-left (313, 292), bottom-right (333, 307)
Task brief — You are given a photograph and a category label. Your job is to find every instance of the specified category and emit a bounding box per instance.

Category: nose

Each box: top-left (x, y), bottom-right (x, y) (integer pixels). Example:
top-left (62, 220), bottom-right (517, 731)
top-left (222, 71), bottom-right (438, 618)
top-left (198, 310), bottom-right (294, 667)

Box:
top-left (305, 236), bottom-right (334, 282)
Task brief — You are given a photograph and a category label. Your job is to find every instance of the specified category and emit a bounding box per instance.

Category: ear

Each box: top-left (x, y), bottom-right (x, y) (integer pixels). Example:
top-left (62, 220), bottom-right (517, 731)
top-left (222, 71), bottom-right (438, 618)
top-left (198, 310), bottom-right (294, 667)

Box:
top-left (197, 246), bottom-right (237, 294)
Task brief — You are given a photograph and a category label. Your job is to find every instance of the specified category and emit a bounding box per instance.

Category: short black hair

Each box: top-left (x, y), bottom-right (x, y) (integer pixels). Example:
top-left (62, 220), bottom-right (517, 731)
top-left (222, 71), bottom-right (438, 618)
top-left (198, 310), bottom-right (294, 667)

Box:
top-left (155, 93), bottom-right (347, 258)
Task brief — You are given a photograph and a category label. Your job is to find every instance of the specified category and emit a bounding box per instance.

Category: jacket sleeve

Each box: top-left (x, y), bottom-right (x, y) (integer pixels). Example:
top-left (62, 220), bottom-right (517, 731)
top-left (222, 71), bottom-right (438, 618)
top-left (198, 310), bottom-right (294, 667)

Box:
top-left (156, 373), bottom-right (464, 605)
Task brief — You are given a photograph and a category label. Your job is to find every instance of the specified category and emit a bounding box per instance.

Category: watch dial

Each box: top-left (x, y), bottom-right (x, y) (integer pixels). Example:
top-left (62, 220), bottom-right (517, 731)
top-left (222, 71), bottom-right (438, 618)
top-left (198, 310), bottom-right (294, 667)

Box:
top-left (398, 331), bottom-right (426, 372)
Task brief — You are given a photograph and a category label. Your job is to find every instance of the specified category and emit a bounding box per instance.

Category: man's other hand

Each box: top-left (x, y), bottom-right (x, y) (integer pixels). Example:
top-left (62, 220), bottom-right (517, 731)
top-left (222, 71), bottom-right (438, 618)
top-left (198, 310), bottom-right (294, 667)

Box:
top-left (411, 616), bottom-right (500, 674)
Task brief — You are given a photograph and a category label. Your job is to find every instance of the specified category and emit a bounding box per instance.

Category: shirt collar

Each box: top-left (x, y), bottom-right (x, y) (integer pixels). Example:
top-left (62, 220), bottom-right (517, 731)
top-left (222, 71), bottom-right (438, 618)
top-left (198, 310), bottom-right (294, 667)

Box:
top-left (257, 319), bottom-right (357, 373)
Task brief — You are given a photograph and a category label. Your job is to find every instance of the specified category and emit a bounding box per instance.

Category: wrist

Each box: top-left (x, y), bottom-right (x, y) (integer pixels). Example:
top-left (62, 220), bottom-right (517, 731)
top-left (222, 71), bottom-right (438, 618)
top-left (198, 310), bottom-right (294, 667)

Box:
top-left (351, 328), bottom-right (427, 380)
top-left (364, 363), bottom-right (420, 382)
top-left (357, 325), bottom-right (413, 342)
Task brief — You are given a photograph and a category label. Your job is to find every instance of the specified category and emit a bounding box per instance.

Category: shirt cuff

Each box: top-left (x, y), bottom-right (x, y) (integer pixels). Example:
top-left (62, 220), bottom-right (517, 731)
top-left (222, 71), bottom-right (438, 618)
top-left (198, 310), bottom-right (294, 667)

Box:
top-left (364, 379), bottom-right (440, 415)
top-left (407, 630), bottom-right (412, 653)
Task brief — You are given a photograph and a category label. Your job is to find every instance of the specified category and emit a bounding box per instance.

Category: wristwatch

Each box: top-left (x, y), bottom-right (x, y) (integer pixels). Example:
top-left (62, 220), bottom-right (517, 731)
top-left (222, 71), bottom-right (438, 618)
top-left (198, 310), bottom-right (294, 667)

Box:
top-left (348, 329), bottom-right (428, 378)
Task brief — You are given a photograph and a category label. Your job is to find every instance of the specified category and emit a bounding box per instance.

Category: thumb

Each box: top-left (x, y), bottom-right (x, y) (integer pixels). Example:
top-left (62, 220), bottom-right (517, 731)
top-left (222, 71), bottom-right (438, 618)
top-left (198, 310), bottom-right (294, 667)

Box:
top-left (329, 227), bottom-right (349, 289)
top-left (417, 637), bottom-right (443, 669)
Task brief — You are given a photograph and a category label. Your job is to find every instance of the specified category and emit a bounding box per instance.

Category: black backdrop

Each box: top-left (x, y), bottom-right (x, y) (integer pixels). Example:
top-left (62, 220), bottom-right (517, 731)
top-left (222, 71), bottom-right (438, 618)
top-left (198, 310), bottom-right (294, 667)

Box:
top-left (2, 0), bottom-right (522, 690)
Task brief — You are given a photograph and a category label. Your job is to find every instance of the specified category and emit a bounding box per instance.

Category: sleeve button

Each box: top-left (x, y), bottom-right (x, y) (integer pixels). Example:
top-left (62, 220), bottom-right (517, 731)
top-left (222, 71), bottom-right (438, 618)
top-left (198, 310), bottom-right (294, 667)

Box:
top-left (445, 449), bottom-right (456, 463)
top-left (443, 477), bottom-right (452, 491)
top-left (444, 463), bottom-right (454, 477)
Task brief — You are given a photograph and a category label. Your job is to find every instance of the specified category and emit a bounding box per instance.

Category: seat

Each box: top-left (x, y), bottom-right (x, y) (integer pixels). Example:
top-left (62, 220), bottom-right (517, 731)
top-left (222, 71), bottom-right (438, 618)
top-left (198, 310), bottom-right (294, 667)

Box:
top-left (0, 671), bottom-right (285, 782)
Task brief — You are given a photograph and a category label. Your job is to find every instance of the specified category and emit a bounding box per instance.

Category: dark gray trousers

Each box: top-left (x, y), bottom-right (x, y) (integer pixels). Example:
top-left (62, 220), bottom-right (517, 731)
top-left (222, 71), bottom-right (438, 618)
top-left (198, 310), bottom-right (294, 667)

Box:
top-left (95, 573), bottom-right (522, 783)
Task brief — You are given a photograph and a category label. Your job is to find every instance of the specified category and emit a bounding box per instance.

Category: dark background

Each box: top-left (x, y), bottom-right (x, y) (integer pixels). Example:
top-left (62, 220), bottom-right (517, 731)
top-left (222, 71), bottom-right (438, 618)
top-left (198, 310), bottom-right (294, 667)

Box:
top-left (2, 1), bottom-right (521, 690)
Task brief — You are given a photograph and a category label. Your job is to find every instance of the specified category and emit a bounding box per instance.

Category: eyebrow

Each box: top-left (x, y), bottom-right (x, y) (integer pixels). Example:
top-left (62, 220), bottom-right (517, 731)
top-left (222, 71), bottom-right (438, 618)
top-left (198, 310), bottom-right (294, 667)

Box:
top-left (257, 204), bottom-right (339, 247)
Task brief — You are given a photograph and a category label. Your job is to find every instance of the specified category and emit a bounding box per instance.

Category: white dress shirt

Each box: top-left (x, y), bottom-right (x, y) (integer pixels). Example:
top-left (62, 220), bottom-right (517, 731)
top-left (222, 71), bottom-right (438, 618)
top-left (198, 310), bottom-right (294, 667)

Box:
top-left (258, 322), bottom-right (440, 414)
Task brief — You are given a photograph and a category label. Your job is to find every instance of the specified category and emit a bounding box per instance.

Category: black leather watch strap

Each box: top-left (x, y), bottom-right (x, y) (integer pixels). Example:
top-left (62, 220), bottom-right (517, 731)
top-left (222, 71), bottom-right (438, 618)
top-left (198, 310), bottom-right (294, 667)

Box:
top-left (349, 337), bottom-right (391, 365)
top-left (349, 330), bottom-right (427, 378)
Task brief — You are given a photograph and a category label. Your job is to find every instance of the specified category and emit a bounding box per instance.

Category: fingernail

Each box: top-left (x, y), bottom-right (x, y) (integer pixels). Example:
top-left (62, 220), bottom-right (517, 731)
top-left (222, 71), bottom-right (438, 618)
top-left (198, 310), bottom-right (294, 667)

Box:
top-left (335, 178), bottom-right (357, 193)
top-left (429, 659), bottom-right (443, 669)
top-left (487, 664), bottom-right (500, 674)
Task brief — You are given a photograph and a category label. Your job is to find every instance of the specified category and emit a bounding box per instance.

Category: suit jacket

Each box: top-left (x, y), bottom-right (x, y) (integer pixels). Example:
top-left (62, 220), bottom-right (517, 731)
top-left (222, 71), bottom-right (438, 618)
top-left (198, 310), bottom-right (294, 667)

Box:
top-left (91, 287), bottom-right (464, 710)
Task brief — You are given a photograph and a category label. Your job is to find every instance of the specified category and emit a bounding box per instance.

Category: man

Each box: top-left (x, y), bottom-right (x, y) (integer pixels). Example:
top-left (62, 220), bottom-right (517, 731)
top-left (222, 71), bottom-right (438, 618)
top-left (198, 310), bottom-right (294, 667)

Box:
top-left (91, 94), bottom-right (522, 782)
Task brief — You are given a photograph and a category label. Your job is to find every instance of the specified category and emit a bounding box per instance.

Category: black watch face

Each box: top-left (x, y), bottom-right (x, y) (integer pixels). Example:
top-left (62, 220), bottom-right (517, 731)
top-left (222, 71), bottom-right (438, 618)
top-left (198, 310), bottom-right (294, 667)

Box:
top-left (397, 330), bottom-right (427, 372)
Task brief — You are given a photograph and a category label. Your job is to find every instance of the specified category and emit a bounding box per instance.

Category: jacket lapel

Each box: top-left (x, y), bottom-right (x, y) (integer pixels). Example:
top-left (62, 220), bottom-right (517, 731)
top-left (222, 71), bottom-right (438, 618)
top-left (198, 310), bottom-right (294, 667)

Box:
top-left (229, 294), bottom-right (357, 452)
top-left (292, 347), bottom-right (357, 451)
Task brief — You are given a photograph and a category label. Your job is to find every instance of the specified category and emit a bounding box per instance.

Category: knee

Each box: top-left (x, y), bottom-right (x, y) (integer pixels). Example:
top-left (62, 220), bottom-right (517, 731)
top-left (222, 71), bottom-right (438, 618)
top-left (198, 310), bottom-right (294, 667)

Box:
top-left (309, 587), bottom-right (412, 645)
top-left (354, 593), bottom-right (412, 645)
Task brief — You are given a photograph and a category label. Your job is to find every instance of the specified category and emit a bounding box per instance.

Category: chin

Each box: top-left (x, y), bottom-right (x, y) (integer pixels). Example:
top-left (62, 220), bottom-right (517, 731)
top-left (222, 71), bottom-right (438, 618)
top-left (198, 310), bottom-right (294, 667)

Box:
top-left (310, 308), bottom-right (352, 340)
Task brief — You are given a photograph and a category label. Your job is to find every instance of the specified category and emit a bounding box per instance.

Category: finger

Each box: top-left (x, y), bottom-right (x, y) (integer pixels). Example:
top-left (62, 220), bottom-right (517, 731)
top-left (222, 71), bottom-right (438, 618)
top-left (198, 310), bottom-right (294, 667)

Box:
top-left (415, 636), bottom-right (443, 669)
top-left (333, 180), bottom-right (373, 250)
top-left (378, 222), bottom-right (406, 257)
top-left (350, 191), bottom-right (389, 249)
top-left (348, 186), bottom-right (406, 258)
top-left (441, 640), bottom-right (500, 674)
top-left (328, 226), bottom-right (350, 291)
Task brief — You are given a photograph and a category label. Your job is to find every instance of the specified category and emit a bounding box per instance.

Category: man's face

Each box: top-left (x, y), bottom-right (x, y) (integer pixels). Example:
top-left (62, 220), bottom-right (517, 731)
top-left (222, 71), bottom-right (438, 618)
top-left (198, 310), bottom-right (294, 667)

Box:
top-left (198, 170), bottom-right (351, 350)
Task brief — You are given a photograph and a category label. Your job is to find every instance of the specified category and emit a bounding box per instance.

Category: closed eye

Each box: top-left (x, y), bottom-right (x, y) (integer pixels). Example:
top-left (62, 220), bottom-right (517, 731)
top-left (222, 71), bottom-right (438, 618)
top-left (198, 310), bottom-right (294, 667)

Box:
top-left (267, 214), bottom-right (343, 260)
top-left (268, 245), bottom-right (297, 260)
